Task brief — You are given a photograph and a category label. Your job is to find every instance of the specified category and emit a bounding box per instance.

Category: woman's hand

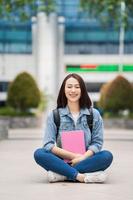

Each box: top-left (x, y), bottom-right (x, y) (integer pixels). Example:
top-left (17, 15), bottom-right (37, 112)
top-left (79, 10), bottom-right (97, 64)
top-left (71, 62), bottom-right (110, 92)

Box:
top-left (69, 154), bottom-right (86, 166)
top-left (69, 150), bottom-right (94, 166)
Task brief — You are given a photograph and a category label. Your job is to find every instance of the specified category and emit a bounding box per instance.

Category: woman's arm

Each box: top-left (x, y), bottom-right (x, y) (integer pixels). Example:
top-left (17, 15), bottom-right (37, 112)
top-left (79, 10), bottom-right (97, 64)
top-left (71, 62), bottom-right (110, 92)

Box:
top-left (43, 111), bottom-right (79, 160)
top-left (87, 109), bottom-right (104, 153)
top-left (51, 146), bottom-right (79, 160)
top-left (43, 112), bottom-right (57, 151)
top-left (84, 149), bottom-right (94, 157)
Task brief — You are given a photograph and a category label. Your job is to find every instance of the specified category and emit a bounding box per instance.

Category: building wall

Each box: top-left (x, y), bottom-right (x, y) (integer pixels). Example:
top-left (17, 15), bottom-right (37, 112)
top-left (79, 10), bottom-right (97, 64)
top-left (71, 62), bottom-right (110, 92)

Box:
top-left (0, 54), bottom-right (35, 81)
top-left (0, 54), bottom-right (34, 102)
top-left (64, 54), bottom-right (133, 82)
top-left (1, 53), bottom-right (133, 103)
top-left (64, 54), bottom-right (133, 102)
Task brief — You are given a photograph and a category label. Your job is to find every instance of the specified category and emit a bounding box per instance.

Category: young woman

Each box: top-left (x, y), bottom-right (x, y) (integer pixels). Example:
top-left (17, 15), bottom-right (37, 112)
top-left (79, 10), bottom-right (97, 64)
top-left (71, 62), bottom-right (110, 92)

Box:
top-left (34, 73), bottom-right (113, 183)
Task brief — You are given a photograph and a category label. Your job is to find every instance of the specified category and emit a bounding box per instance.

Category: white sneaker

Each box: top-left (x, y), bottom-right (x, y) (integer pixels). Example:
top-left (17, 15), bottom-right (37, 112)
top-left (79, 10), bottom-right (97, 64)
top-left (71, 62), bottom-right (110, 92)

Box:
top-left (84, 171), bottom-right (107, 183)
top-left (47, 171), bottom-right (67, 183)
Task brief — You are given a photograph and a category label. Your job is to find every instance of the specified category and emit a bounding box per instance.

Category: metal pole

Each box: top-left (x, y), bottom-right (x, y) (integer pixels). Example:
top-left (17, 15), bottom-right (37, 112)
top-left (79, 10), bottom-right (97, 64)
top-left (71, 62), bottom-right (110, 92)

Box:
top-left (119, 1), bottom-right (125, 73)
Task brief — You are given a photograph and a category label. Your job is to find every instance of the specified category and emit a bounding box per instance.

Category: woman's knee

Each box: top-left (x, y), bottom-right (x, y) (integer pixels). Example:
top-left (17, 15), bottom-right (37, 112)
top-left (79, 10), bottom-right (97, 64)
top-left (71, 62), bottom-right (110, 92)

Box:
top-left (102, 150), bottom-right (113, 165)
top-left (34, 148), bottom-right (44, 163)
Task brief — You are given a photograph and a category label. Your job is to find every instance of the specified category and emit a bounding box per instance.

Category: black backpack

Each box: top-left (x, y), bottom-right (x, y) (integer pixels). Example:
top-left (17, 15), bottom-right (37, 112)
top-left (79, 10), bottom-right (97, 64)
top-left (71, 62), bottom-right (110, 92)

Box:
top-left (53, 107), bottom-right (93, 139)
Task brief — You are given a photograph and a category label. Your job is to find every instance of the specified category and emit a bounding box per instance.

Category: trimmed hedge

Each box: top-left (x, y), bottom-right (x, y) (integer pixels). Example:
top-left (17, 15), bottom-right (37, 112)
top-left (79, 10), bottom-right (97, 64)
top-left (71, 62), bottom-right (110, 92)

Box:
top-left (98, 75), bottom-right (133, 113)
top-left (7, 72), bottom-right (41, 112)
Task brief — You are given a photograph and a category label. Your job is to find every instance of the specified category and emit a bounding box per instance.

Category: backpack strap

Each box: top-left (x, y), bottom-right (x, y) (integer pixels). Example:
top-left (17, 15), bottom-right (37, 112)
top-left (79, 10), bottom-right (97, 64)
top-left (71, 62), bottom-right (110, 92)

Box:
top-left (86, 107), bottom-right (93, 133)
top-left (53, 108), bottom-right (60, 140)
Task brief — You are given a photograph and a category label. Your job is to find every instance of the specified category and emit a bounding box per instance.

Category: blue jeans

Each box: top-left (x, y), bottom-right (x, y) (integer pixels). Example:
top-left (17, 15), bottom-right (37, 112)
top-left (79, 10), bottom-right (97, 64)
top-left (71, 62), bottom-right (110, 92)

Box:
top-left (34, 148), bottom-right (113, 181)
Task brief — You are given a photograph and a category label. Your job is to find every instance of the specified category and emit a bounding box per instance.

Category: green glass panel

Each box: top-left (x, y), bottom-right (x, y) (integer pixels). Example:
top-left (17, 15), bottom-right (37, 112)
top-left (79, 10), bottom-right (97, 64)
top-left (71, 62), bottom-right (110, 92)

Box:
top-left (123, 65), bottom-right (133, 71)
top-left (66, 68), bottom-right (90, 72)
top-left (97, 65), bottom-right (118, 71)
top-left (66, 65), bottom-right (133, 72)
top-left (66, 65), bottom-right (118, 72)
top-left (67, 65), bottom-right (80, 68)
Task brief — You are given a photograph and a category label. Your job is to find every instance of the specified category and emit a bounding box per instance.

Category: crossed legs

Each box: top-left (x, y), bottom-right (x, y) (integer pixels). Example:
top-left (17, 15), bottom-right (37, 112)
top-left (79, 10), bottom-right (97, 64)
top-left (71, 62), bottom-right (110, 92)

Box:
top-left (34, 148), bottom-right (113, 181)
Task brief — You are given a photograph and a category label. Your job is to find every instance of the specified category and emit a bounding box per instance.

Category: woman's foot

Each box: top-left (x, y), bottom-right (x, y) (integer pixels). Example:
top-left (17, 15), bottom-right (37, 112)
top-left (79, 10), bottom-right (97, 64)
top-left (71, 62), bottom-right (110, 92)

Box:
top-left (47, 171), bottom-right (67, 183)
top-left (76, 171), bottom-right (107, 183)
top-left (84, 171), bottom-right (107, 183)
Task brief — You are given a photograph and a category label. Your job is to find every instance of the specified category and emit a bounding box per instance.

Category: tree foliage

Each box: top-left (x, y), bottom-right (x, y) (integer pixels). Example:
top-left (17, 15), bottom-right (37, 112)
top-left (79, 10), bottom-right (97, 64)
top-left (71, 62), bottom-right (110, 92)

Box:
top-left (7, 72), bottom-right (41, 112)
top-left (0, 0), bottom-right (56, 20)
top-left (98, 82), bottom-right (110, 110)
top-left (80, 0), bottom-right (133, 27)
top-left (98, 75), bottom-right (133, 113)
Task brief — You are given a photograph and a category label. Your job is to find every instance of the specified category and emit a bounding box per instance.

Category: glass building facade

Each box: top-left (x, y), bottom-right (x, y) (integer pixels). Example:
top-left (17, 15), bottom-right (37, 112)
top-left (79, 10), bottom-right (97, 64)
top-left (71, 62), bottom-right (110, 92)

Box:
top-left (56, 0), bottom-right (133, 54)
top-left (0, 0), bottom-right (133, 55)
top-left (0, 20), bottom-right (32, 54)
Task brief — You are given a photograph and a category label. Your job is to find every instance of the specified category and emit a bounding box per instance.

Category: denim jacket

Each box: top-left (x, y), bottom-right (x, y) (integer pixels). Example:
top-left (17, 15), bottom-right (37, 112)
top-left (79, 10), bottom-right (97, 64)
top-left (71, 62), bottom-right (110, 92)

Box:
top-left (43, 106), bottom-right (103, 154)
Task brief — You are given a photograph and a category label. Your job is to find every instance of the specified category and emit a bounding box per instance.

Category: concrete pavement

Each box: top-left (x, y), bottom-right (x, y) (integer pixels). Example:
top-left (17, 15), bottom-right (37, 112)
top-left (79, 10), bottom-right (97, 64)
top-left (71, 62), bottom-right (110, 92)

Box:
top-left (0, 128), bottom-right (133, 200)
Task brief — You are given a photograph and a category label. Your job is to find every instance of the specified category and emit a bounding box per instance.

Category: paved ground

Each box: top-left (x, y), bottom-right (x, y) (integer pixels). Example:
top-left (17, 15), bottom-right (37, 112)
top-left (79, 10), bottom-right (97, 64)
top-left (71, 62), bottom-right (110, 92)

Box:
top-left (0, 128), bottom-right (133, 200)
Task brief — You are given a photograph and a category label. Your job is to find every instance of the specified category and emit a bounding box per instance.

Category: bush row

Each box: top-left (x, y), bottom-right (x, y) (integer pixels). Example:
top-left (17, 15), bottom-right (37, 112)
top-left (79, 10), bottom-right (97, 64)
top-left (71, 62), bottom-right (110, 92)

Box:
top-left (98, 75), bottom-right (133, 116)
top-left (0, 72), bottom-right (46, 116)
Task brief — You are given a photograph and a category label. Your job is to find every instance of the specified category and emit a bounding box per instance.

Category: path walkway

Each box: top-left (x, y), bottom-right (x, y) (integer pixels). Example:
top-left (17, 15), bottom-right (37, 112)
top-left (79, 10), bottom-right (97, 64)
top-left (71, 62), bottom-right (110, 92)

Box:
top-left (0, 128), bottom-right (133, 200)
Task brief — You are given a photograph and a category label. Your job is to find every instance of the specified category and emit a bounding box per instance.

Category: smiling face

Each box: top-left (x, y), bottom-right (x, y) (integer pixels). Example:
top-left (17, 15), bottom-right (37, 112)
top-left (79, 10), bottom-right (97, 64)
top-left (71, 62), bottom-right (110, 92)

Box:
top-left (65, 77), bottom-right (81, 104)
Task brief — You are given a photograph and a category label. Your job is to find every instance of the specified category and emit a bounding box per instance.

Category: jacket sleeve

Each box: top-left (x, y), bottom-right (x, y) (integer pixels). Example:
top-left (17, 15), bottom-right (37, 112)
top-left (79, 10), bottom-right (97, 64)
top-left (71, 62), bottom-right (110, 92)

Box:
top-left (42, 111), bottom-right (57, 152)
top-left (87, 109), bottom-right (104, 153)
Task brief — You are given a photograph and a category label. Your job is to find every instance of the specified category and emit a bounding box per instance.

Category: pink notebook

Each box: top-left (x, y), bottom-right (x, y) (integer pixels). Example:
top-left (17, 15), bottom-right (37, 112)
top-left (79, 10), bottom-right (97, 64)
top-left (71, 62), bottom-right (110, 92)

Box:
top-left (61, 130), bottom-right (86, 162)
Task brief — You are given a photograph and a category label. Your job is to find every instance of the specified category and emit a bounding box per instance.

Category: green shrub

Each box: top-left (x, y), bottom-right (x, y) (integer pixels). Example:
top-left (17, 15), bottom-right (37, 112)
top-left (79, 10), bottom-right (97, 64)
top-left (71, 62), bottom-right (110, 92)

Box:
top-left (98, 75), bottom-right (133, 114)
top-left (7, 72), bottom-right (41, 112)
top-left (98, 82), bottom-right (110, 109)
top-left (0, 106), bottom-right (34, 116)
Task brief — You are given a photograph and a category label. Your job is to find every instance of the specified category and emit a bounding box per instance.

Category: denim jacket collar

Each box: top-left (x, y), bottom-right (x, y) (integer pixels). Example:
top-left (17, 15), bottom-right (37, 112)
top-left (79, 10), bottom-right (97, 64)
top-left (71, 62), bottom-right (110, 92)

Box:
top-left (60, 106), bottom-right (91, 117)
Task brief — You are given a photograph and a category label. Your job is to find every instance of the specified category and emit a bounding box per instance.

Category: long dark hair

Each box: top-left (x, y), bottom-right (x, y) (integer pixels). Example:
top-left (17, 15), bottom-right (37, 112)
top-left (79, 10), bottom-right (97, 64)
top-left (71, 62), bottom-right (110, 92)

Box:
top-left (57, 73), bottom-right (92, 109)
